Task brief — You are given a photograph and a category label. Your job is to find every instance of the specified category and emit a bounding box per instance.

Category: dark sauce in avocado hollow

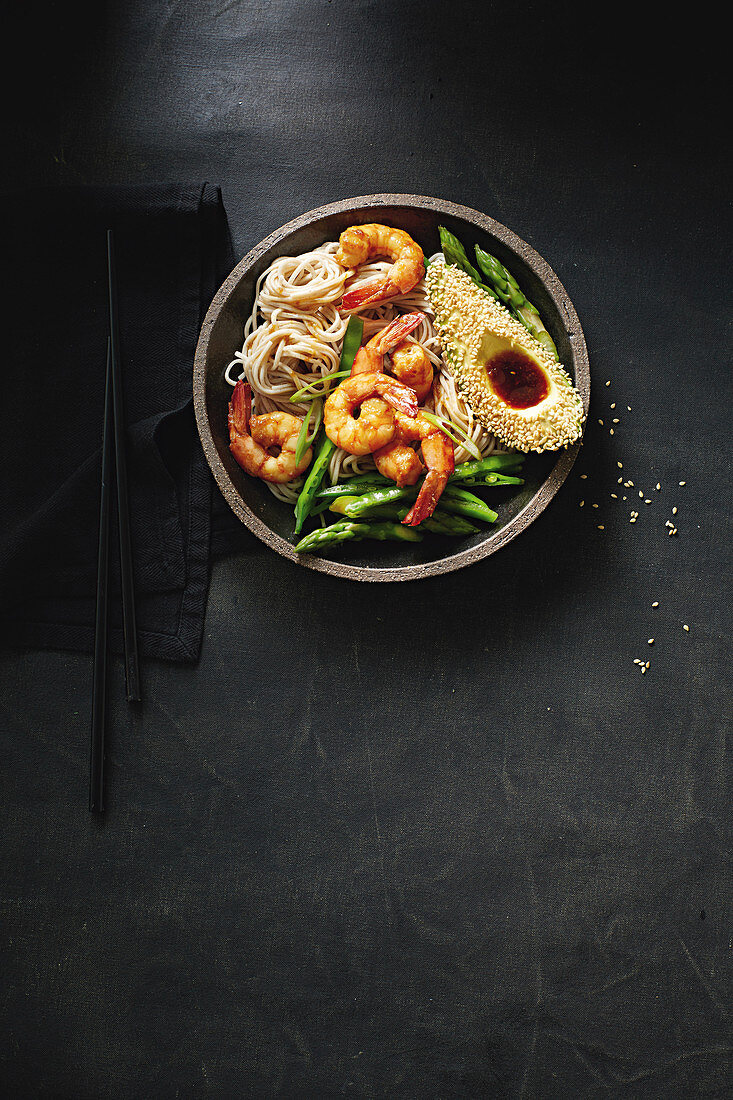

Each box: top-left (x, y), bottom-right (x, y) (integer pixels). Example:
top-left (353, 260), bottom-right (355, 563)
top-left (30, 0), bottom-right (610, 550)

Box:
top-left (486, 350), bottom-right (549, 409)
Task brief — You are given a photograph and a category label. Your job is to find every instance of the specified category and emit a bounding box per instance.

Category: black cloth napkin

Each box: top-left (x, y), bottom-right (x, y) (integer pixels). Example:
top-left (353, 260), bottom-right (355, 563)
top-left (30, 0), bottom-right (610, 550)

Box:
top-left (0, 183), bottom-right (233, 662)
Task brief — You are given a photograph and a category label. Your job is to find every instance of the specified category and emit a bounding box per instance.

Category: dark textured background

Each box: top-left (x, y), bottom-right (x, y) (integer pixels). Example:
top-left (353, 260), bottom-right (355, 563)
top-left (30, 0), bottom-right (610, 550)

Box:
top-left (2, 2), bottom-right (731, 1096)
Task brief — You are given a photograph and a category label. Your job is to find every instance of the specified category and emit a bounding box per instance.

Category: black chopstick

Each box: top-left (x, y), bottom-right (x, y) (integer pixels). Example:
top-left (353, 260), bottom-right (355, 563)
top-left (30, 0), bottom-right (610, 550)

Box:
top-left (106, 228), bottom-right (142, 703)
top-left (90, 339), bottom-right (113, 813)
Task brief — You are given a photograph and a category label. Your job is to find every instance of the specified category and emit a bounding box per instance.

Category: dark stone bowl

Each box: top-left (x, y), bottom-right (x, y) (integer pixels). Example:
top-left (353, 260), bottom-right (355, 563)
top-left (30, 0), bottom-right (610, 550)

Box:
top-left (193, 194), bottom-right (590, 581)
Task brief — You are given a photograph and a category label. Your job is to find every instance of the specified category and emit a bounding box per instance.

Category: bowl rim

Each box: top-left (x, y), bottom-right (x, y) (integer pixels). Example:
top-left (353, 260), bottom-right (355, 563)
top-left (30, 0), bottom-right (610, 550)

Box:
top-left (193, 193), bottom-right (590, 582)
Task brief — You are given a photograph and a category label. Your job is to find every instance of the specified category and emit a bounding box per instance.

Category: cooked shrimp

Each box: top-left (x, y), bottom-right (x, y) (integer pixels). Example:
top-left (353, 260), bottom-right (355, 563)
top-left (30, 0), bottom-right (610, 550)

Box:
top-left (373, 432), bottom-right (424, 488)
top-left (351, 312), bottom-right (432, 398)
top-left (374, 411), bottom-right (454, 525)
top-left (323, 372), bottom-right (418, 456)
top-left (404, 429), bottom-right (454, 525)
top-left (229, 380), bottom-right (312, 483)
top-left (351, 312), bottom-right (424, 375)
top-left (337, 224), bottom-right (425, 310)
top-left (349, 313), bottom-right (429, 473)
top-left (389, 341), bottom-right (434, 403)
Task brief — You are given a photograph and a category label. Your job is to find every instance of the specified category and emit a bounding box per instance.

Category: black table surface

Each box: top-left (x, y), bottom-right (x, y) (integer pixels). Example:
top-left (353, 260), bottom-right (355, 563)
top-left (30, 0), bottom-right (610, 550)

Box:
top-left (3, 3), bottom-right (731, 1097)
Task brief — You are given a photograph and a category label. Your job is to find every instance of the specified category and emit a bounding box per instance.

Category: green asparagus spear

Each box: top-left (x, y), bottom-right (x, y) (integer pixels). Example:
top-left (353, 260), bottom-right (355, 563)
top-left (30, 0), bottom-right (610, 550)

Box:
top-left (461, 473), bottom-right (525, 488)
top-left (292, 315), bottom-right (364, 533)
top-left (329, 496), bottom-right (478, 535)
top-left (441, 485), bottom-right (495, 508)
top-left (294, 520), bottom-right (362, 553)
top-left (420, 512), bottom-right (478, 535)
top-left (438, 496), bottom-right (498, 525)
top-left (326, 462), bottom-right (525, 519)
top-left (439, 486), bottom-right (498, 521)
top-left (332, 483), bottom-right (499, 526)
top-left (449, 454), bottom-right (524, 482)
top-left (337, 486), bottom-right (419, 517)
top-left (394, 507), bottom-right (478, 534)
top-left (315, 473), bottom-right (392, 499)
top-left (474, 245), bottom-right (559, 360)
top-left (438, 226), bottom-right (495, 293)
top-left (360, 523), bottom-right (423, 543)
top-left (293, 431), bottom-right (335, 535)
top-left (318, 454), bottom-right (523, 503)
top-left (329, 495), bottom-right (373, 516)
top-left (294, 520), bottom-right (422, 555)
top-left (307, 498), bottom-right (335, 518)
top-left (373, 507), bottom-right (479, 535)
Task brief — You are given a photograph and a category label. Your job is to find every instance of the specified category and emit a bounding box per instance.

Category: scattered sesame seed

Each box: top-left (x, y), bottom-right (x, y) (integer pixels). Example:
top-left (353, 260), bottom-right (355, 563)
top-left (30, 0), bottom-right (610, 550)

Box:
top-left (630, 517), bottom-right (636, 523)
top-left (606, 380), bottom-right (611, 386)
top-left (683, 624), bottom-right (689, 632)
top-left (672, 506), bottom-right (677, 515)
top-left (617, 477), bottom-right (623, 484)
top-left (627, 406), bottom-right (631, 411)
top-left (592, 503), bottom-right (599, 508)
top-left (656, 483), bottom-right (661, 490)
top-left (645, 499), bottom-right (651, 505)
top-left (652, 602), bottom-right (659, 608)
top-left (580, 474), bottom-right (587, 479)
top-left (611, 493), bottom-right (618, 499)
top-left (598, 419), bottom-right (604, 425)
top-left (610, 429), bottom-right (615, 435)
top-left (597, 525), bottom-right (605, 530)
top-left (641, 666), bottom-right (646, 674)
top-left (610, 403), bottom-right (616, 409)
top-left (634, 659), bottom-right (641, 665)
top-left (628, 481), bottom-right (634, 487)
top-left (639, 490), bottom-right (644, 498)
top-left (579, 500), bottom-right (584, 507)
top-left (679, 481), bottom-right (686, 486)
top-left (617, 462), bottom-right (623, 469)
top-left (648, 639), bottom-right (654, 645)
top-left (622, 496), bottom-right (627, 500)
top-left (613, 418), bottom-right (620, 424)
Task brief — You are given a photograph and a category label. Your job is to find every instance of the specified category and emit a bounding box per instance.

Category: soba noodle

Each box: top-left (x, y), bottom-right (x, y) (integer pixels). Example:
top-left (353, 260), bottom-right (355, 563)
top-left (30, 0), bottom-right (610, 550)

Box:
top-left (225, 242), bottom-right (505, 506)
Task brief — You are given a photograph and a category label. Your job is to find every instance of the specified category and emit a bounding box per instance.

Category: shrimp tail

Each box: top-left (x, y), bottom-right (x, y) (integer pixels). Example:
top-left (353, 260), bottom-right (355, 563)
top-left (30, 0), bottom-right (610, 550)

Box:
top-left (402, 430), bottom-right (455, 525)
top-left (342, 277), bottom-right (400, 311)
top-left (372, 312), bottom-right (423, 354)
top-left (380, 382), bottom-right (419, 419)
top-left (402, 472), bottom-right (446, 526)
top-left (229, 379), bottom-right (252, 436)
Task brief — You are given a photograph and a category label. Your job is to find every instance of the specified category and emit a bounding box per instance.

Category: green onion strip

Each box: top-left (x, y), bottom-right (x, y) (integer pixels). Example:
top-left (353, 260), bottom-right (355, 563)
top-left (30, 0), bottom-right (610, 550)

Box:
top-left (289, 369), bottom-right (351, 404)
top-left (294, 397), bottom-right (324, 466)
top-left (421, 412), bottom-right (482, 460)
top-left (290, 315), bottom-right (365, 405)
top-left (294, 401), bottom-right (314, 467)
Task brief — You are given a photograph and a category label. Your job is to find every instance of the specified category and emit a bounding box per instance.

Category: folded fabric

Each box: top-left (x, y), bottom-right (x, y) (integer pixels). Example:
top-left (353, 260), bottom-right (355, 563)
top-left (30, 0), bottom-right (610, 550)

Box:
top-left (0, 183), bottom-right (233, 662)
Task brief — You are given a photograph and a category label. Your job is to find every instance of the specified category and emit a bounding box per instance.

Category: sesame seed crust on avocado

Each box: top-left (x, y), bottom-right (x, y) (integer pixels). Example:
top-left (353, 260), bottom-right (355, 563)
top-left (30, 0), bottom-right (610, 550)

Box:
top-left (426, 258), bottom-right (586, 453)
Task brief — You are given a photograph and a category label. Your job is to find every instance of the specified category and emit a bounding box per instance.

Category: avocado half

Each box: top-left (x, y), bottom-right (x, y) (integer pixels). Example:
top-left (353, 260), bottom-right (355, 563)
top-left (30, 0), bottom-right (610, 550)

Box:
top-left (426, 258), bottom-right (585, 452)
